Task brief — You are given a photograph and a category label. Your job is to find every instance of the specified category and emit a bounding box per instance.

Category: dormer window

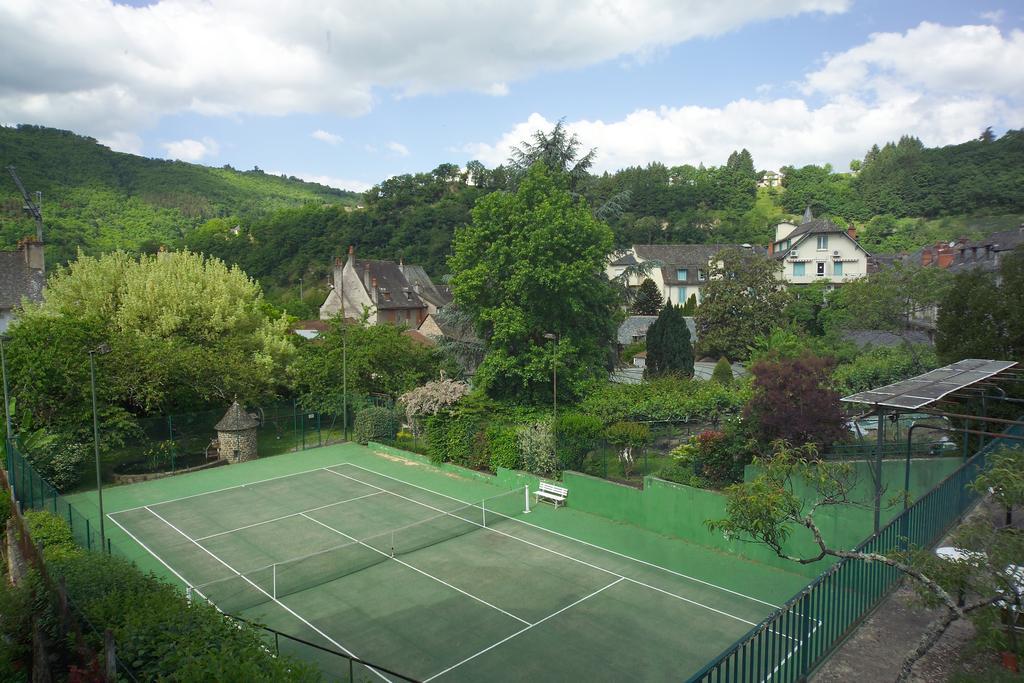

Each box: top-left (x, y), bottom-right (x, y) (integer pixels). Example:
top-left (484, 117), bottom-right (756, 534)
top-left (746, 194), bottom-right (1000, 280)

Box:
top-left (676, 268), bottom-right (688, 281)
top-left (383, 290), bottom-right (392, 302)
top-left (816, 235), bottom-right (828, 251)
top-left (698, 269), bottom-right (706, 281)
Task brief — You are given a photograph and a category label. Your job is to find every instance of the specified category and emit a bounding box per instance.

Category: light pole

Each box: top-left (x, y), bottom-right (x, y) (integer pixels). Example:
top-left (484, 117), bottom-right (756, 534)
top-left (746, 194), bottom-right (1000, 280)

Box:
top-left (543, 332), bottom-right (558, 455)
top-left (299, 277), bottom-right (303, 301)
top-left (89, 343), bottom-right (111, 552)
top-left (1, 334), bottom-right (11, 447)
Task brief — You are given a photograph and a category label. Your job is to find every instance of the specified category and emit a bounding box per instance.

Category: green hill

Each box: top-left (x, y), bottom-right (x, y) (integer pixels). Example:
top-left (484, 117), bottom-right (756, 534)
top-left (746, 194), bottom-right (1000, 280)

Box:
top-left (0, 125), bottom-right (359, 264)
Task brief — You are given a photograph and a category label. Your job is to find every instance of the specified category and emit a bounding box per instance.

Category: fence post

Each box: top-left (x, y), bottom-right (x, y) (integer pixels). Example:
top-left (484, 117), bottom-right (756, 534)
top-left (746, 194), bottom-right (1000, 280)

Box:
top-left (105, 629), bottom-right (117, 681)
top-left (293, 400), bottom-right (298, 452)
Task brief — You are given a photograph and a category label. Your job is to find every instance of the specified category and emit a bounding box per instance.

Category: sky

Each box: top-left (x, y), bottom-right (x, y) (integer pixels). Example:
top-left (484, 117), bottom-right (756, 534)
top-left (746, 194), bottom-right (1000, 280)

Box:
top-left (1, 1), bottom-right (1022, 192)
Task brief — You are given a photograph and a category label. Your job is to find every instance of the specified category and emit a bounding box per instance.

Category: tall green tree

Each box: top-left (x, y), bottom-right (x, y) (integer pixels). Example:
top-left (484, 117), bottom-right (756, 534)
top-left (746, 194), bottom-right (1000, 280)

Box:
top-left (644, 303), bottom-right (694, 378)
top-left (288, 319), bottom-right (441, 410)
top-left (694, 248), bottom-right (790, 360)
top-left (450, 164), bottom-right (619, 402)
top-left (631, 278), bottom-right (663, 315)
top-left (5, 250), bottom-right (293, 444)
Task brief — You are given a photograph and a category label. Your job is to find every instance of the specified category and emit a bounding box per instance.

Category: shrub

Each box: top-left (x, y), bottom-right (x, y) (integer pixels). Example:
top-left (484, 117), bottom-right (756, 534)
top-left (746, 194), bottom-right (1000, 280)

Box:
top-left (425, 411), bottom-right (485, 468)
top-left (579, 376), bottom-right (747, 423)
top-left (556, 413), bottom-right (605, 471)
top-left (605, 421), bottom-right (650, 477)
top-left (353, 407), bottom-right (399, 444)
top-left (517, 420), bottom-right (557, 478)
top-left (44, 551), bottom-right (318, 681)
top-left (485, 425), bottom-right (519, 471)
top-left (24, 510), bottom-right (76, 554)
top-left (398, 379), bottom-right (471, 431)
top-left (680, 293), bottom-right (697, 316)
top-left (618, 341), bottom-right (645, 366)
top-left (671, 419), bottom-right (756, 487)
top-left (25, 438), bottom-right (89, 492)
top-left (0, 489), bottom-right (11, 529)
top-left (711, 357), bottom-right (733, 384)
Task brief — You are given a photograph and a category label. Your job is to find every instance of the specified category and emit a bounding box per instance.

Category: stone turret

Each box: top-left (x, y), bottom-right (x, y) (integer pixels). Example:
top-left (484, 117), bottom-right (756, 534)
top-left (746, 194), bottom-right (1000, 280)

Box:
top-left (215, 400), bottom-right (259, 463)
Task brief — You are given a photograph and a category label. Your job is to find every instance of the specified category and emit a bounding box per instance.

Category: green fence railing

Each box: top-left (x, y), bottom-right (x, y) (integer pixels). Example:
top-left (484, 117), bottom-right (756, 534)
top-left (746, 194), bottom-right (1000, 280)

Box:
top-left (5, 437), bottom-right (119, 554)
top-left (687, 420), bottom-right (1024, 683)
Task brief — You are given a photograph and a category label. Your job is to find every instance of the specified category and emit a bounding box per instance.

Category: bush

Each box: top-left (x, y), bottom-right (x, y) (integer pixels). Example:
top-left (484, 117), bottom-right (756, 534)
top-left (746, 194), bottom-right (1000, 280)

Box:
top-left (618, 341), bottom-right (645, 366)
top-left (485, 425), bottom-right (519, 471)
top-left (353, 407), bottom-right (399, 444)
top-left (25, 438), bottom-right (89, 492)
top-left (0, 489), bottom-right (11, 529)
top-left (556, 413), bottom-right (605, 471)
top-left (24, 510), bottom-right (76, 554)
top-left (44, 551), bottom-right (318, 681)
top-left (605, 421), bottom-right (650, 477)
top-left (711, 357), bottom-right (733, 384)
top-left (670, 419), bottom-right (756, 487)
top-left (579, 376), bottom-right (747, 423)
top-left (425, 411), bottom-right (486, 469)
top-left (517, 420), bottom-right (557, 478)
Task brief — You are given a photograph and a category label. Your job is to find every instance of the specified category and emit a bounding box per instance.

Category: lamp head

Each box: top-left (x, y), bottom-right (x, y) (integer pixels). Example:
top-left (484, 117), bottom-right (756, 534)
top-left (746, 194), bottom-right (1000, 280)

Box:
top-left (91, 343), bottom-right (112, 356)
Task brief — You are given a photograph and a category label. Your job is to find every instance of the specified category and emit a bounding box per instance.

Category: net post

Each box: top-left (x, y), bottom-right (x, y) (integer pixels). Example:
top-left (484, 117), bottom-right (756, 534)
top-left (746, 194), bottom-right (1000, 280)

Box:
top-left (523, 485), bottom-right (531, 514)
top-left (482, 499), bottom-right (487, 528)
top-left (390, 531), bottom-right (395, 558)
top-left (185, 586), bottom-right (193, 603)
top-left (273, 563), bottom-right (277, 599)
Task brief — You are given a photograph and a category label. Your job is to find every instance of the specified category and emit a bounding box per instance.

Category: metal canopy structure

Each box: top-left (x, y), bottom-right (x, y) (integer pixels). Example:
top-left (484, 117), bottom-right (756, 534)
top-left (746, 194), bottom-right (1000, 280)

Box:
top-left (841, 358), bottom-right (1018, 410)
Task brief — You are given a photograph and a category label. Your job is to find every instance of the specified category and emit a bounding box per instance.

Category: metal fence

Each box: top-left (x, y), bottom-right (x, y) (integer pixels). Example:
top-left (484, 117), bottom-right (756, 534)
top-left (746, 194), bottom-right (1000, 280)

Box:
top-left (6, 437), bottom-right (120, 554)
top-left (687, 420), bottom-right (1024, 683)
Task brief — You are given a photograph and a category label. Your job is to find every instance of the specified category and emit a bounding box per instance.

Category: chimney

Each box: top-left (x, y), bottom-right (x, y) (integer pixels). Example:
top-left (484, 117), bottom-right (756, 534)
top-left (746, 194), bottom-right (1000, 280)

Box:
top-left (21, 238), bottom-right (44, 272)
top-left (363, 263), bottom-right (371, 291)
top-left (921, 247), bottom-right (934, 267)
top-left (937, 249), bottom-right (954, 269)
top-left (334, 256), bottom-right (341, 267)
top-left (347, 245), bottom-right (355, 264)
top-left (370, 276), bottom-right (378, 303)
top-left (846, 225), bottom-right (857, 241)
top-left (399, 256), bottom-right (404, 274)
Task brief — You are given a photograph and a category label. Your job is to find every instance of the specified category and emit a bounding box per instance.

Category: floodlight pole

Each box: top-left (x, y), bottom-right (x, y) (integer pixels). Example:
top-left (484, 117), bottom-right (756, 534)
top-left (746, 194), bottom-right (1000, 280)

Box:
top-left (89, 343), bottom-right (111, 551)
top-left (544, 332), bottom-right (558, 457)
top-left (1, 334), bottom-right (12, 450)
top-left (874, 407), bottom-right (885, 534)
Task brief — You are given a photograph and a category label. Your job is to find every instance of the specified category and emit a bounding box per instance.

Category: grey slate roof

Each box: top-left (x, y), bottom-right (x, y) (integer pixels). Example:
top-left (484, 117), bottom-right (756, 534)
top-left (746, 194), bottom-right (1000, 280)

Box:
top-left (947, 227), bottom-right (1024, 274)
top-left (633, 243), bottom-right (766, 266)
top-left (400, 265), bottom-right (453, 308)
top-left (617, 315), bottom-right (697, 344)
top-left (618, 315), bottom-right (657, 344)
top-left (0, 249), bottom-right (44, 310)
top-left (354, 259), bottom-right (427, 310)
top-left (609, 252), bottom-right (640, 267)
top-left (841, 329), bottom-right (932, 348)
top-left (215, 401), bottom-right (259, 431)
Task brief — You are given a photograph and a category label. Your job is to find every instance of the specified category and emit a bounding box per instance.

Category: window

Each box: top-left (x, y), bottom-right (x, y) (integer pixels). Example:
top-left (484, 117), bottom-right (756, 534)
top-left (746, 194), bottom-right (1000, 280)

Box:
top-left (816, 262), bottom-right (825, 277)
top-left (833, 261), bottom-right (843, 276)
top-left (793, 262), bottom-right (805, 277)
top-left (676, 268), bottom-right (688, 281)
top-left (816, 235), bottom-right (828, 250)
top-left (677, 286), bottom-right (686, 303)
top-left (697, 269), bottom-right (706, 281)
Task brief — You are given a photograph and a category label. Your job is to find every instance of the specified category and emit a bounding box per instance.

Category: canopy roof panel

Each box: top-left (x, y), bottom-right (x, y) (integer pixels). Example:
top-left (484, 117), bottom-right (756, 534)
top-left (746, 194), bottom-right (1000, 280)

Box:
top-left (841, 359), bottom-right (1018, 410)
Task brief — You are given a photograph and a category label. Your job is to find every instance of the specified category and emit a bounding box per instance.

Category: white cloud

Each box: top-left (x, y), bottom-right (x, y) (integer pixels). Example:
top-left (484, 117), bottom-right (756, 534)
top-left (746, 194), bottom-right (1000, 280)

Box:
top-left (311, 129), bottom-right (343, 145)
top-left (98, 131), bottom-right (143, 155)
top-left (980, 10), bottom-right (1004, 23)
top-left (466, 22), bottom-right (1024, 172)
top-left (161, 137), bottom-right (220, 162)
top-left (0, 0), bottom-right (848, 143)
top-left (387, 141), bottom-right (410, 157)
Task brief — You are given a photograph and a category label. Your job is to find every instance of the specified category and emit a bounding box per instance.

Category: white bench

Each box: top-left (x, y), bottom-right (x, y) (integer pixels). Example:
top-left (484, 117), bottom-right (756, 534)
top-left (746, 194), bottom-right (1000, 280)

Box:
top-left (535, 482), bottom-right (568, 508)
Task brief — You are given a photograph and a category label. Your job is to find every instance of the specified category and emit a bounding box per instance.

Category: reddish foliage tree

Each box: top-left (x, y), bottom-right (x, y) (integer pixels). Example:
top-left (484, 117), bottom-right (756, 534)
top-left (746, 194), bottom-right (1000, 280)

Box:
top-left (743, 353), bottom-right (848, 450)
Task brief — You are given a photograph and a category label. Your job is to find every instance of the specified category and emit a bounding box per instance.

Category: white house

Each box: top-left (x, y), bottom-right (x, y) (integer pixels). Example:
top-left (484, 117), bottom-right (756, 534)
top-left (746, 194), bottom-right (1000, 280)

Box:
top-left (771, 209), bottom-right (869, 285)
top-left (606, 243), bottom-right (767, 307)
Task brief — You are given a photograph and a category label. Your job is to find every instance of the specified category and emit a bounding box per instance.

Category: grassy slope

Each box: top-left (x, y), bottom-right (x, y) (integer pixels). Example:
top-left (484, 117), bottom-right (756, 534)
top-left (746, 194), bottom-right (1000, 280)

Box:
top-left (0, 125), bottom-right (360, 262)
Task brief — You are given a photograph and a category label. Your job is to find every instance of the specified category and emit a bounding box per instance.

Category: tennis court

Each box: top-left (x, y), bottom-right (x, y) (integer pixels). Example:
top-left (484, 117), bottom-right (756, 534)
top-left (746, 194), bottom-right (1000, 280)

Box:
top-left (103, 451), bottom-right (809, 681)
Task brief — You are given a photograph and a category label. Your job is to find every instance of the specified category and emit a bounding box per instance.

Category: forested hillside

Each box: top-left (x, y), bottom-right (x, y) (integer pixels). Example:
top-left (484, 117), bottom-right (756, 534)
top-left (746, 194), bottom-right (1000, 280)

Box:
top-left (3, 124), bottom-right (1022, 313)
top-left (0, 125), bottom-right (358, 263)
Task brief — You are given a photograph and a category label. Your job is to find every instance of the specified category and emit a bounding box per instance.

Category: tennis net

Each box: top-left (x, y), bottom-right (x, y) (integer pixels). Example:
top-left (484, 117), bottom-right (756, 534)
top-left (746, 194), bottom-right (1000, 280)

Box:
top-left (190, 485), bottom-right (529, 613)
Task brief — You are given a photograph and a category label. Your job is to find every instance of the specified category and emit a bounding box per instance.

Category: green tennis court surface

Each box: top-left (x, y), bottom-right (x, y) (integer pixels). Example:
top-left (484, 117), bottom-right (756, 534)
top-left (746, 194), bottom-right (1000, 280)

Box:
top-left (91, 446), bottom-right (810, 681)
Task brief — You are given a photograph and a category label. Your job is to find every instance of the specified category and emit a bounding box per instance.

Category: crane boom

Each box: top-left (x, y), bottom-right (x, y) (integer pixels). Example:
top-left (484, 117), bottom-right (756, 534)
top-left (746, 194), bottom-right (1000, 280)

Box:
top-left (6, 165), bottom-right (43, 241)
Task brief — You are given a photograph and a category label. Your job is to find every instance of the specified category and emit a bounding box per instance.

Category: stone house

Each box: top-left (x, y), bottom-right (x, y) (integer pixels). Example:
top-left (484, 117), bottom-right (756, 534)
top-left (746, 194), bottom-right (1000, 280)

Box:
top-left (319, 246), bottom-right (451, 326)
top-left (0, 239), bottom-right (45, 333)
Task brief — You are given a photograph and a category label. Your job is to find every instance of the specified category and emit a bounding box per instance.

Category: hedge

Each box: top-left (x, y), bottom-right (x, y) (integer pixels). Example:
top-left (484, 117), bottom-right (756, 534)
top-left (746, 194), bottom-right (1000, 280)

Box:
top-left (353, 407), bottom-right (399, 444)
top-left (22, 510), bottom-right (319, 681)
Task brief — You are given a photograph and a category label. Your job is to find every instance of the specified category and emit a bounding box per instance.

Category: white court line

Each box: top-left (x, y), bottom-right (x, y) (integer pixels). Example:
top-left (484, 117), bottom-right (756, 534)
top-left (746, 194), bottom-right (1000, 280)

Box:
top-left (325, 468), bottom-right (762, 630)
top-left (764, 614), bottom-right (824, 682)
top-left (109, 461), bottom-right (357, 515)
top-left (336, 461), bottom-right (781, 610)
top-left (299, 513), bottom-right (531, 626)
top-left (195, 491), bottom-right (381, 541)
top-left (106, 512), bottom-right (197, 590)
top-left (422, 578), bottom-right (625, 682)
top-left (140, 505), bottom-right (389, 683)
